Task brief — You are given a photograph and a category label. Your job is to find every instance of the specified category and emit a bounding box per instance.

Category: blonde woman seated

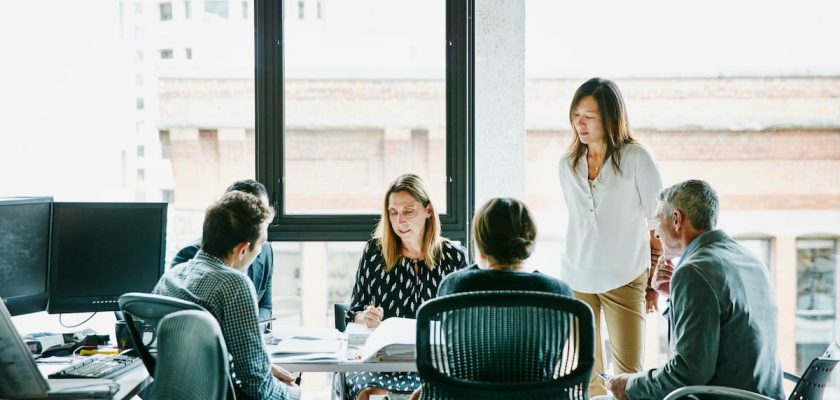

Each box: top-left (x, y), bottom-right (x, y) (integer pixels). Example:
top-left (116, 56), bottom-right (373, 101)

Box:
top-left (344, 174), bottom-right (468, 400)
top-left (409, 197), bottom-right (573, 400)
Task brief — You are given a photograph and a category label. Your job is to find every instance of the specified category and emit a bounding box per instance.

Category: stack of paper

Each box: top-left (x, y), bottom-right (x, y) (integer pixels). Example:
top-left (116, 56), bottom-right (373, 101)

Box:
top-left (267, 326), bottom-right (344, 363)
top-left (345, 322), bottom-right (374, 348)
top-left (359, 317), bottom-right (416, 362)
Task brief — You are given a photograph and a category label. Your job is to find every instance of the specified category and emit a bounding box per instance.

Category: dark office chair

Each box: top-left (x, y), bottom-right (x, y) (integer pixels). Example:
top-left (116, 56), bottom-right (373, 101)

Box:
top-left (118, 292), bottom-right (207, 376)
top-left (151, 310), bottom-right (235, 400)
top-left (664, 342), bottom-right (840, 400)
top-left (334, 303), bottom-right (350, 332)
top-left (415, 290), bottom-right (595, 400)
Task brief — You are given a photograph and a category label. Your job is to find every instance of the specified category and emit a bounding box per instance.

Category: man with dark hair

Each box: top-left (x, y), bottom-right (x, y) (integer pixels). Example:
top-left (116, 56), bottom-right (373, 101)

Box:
top-left (603, 180), bottom-right (784, 400)
top-left (171, 179), bottom-right (274, 321)
top-left (153, 191), bottom-right (300, 400)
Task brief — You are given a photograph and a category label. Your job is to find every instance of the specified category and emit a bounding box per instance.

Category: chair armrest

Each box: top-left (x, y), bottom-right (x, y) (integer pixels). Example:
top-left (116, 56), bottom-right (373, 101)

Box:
top-left (783, 371), bottom-right (800, 383)
top-left (664, 386), bottom-right (776, 400)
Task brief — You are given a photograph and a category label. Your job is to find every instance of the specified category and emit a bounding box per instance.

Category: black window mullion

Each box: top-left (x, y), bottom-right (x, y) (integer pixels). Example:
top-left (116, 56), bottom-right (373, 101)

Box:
top-left (256, 0), bottom-right (473, 243)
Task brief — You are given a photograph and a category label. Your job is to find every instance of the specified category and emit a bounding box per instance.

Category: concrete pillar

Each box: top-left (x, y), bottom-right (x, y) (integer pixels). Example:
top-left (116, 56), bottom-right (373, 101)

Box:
top-left (474, 0), bottom-right (526, 205)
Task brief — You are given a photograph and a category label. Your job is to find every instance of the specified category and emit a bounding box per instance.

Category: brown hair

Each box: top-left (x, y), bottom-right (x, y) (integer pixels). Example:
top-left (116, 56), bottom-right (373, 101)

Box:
top-left (374, 174), bottom-right (443, 272)
top-left (201, 191), bottom-right (275, 258)
top-left (472, 198), bottom-right (536, 267)
top-left (568, 77), bottom-right (637, 175)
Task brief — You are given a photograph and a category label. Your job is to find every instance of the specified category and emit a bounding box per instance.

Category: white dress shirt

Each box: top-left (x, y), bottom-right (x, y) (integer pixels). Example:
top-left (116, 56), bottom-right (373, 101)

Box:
top-left (558, 143), bottom-right (663, 293)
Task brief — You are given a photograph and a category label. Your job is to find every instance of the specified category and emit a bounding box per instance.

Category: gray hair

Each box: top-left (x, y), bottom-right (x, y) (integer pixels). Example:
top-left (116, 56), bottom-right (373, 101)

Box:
top-left (658, 179), bottom-right (719, 231)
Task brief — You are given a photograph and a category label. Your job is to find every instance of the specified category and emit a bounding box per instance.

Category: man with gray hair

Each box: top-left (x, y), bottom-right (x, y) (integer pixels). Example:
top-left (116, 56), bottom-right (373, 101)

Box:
top-left (604, 180), bottom-right (784, 399)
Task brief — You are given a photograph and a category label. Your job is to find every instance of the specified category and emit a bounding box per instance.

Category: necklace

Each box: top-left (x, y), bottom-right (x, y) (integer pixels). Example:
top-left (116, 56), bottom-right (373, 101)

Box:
top-left (589, 152), bottom-right (604, 178)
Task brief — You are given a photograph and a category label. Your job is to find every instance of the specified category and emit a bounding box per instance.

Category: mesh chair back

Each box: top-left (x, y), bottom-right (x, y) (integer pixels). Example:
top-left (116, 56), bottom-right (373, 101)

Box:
top-left (118, 293), bottom-right (207, 376)
top-left (788, 342), bottom-right (840, 400)
top-left (152, 310), bottom-right (232, 400)
top-left (416, 291), bottom-right (594, 400)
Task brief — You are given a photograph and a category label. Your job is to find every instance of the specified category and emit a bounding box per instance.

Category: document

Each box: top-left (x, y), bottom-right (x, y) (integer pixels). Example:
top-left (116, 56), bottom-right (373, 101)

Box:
top-left (358, 317), bottom-right (416, 362)
top-left (269, 338), bottom-right (342, 355)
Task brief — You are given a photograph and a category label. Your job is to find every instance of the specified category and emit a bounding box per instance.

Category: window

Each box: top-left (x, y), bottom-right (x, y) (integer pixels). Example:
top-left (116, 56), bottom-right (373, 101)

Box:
top-left (137, 145), bottom-right (145, 157)
top-left (242, 0), bottom-right (248, 18)
top-left (136, 97), bottom-right (144, 110)
top-left (795, 238), bottom-right (837, 373)
top-left (316, 0), bottom-right (323, 19)
top-left (159, 2), bottom-right (173, 21)
top-left (256, 0), bottom-right (473, 242)
top-left (159, 49), bottom-right (173, 59)
top-left (523, 0), bottom-right (840, 374)
top-left (204, 0), bottom-right (229, 18)
top-left (134, 2), bottom-right (143, 14)
top-left (135, 74), bottom-right (144, 87)
top-left (158, 130), bottom-right (171, 159)
top-left (185, 0), bottom-right (192, 19)
top-left (162, 189), bottom-right (175, 203)
top-left (735, 237), bottom-right (773, 273)
top-left (297, 0), bottom-right (304, 19)
top-left (185, 47), bottom-right (192, 59)
top-left (135, 50), bottom-right (144, 61)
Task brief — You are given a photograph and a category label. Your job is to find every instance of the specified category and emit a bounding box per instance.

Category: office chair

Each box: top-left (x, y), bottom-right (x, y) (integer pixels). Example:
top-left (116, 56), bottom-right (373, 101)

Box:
top-left (415, 290), bottom-right (595, 400)
top-left (334, 303), bottom-right (351, 332)
top-left (151, 310), bottom-right (235, 400)
top-left (664, 342), bottom-right (840, 400)
top-left (118, 292), bottom-right (207, 376)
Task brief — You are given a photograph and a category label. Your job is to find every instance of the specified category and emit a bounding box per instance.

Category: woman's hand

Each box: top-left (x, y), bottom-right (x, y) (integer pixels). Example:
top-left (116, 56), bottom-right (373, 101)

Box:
top-left (645, 287), bottom-right (658, 313)
top-left (361, 305), bottom-right (384, 328)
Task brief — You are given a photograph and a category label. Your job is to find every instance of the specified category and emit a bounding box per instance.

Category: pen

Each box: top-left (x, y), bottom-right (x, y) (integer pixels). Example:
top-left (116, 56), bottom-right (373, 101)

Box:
top-left (79, 349), bottom-right (121, 356)
top-left (259, 317), bottom-right (277, 324)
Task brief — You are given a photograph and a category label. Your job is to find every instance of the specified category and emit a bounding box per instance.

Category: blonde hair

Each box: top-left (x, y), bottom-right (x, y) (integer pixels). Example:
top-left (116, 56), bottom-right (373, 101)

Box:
top-left (374, 174), bottom-right (443, 272)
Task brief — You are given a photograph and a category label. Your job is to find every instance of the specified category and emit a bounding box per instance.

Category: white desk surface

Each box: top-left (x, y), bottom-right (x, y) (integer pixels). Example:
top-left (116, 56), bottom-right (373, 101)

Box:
top-left (273, 359), bottom-right (416, 373)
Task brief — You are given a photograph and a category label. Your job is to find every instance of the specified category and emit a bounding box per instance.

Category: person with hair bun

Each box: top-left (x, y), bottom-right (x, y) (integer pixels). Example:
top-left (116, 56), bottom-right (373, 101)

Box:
top-left (408, 197), bottom-right (571, 400)
top-left (437, 197), bottom-right (572, 297)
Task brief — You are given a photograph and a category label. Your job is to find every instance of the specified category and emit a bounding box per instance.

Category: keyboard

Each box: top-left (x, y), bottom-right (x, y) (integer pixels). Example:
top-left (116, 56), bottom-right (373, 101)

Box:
top-left (48, 355), bottom-right (143, 380)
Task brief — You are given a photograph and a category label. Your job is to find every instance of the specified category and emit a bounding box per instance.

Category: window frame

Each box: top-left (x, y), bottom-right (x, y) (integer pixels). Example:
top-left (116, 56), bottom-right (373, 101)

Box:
top-left (254, 0), bottom-right (474, 243)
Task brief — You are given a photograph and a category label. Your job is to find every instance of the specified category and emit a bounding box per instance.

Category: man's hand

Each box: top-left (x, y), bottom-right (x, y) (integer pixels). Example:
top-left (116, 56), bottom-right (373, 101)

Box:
top-left (606, 373), bottom-right (631, 400)
top-left (363, 305), bottom-right (384, 329)
top-left (653, 258), bottom-right (675, 297)
top-left (271, 364), bottom-right (296, 385)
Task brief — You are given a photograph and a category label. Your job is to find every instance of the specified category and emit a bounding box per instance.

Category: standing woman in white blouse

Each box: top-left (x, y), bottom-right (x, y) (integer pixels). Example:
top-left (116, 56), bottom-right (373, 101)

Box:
top-left (558, 77), bottom-right (663, 397)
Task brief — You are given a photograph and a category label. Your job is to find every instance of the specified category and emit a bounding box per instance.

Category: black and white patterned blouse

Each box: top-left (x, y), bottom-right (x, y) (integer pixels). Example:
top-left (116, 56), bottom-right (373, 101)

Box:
top-left (342, 238), bottom-right (467, 399)
top-left (345, 238), bottom-right (468, 323)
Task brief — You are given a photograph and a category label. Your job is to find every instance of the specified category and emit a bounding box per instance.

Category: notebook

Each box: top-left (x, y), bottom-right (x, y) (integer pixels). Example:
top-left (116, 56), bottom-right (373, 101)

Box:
top-left (0, 300), bottom-right (118, 399)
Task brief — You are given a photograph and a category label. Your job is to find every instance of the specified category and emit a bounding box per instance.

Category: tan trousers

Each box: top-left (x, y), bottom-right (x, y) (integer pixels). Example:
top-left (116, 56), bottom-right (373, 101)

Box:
top-left (574, 271), bottom-right (647, 396)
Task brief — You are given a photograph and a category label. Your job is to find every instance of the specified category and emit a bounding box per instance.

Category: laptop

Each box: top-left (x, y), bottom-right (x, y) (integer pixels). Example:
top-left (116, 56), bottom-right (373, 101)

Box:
top-left (0, 300), bottom-right (117, 399)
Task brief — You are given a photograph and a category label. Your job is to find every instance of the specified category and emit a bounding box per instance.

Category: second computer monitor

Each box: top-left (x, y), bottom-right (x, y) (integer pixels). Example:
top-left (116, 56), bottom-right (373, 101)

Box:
top-left (48, 202), bottom-right (167, 314)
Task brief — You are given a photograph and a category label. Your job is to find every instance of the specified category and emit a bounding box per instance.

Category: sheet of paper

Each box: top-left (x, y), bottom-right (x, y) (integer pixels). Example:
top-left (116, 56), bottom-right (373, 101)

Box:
top-left (268, 338), bottom-right (342, 355)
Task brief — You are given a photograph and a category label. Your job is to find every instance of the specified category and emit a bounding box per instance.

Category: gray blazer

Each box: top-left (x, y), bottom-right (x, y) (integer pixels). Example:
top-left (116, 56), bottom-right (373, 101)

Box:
top-left (626, 229), bottom-right (784, 400)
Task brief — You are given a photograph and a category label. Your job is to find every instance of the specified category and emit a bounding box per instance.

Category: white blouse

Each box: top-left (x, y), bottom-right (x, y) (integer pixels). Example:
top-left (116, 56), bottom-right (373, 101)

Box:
top-left (558, 143), bottom-right (663, 293)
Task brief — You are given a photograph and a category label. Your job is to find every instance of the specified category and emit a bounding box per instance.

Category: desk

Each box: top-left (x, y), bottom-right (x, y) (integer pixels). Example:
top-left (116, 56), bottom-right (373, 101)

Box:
top-left (37, 362), bottom-right (152, 400)
top-left (271, 337), bottom-right (416, 400)
top-left (273, 359), bottom-right (416, 373)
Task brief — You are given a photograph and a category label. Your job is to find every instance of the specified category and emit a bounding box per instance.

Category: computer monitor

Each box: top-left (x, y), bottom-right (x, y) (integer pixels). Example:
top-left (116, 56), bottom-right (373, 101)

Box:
top-left (48, 202), bottom-right (167, 314)
top-left (0, 197), bottom-right (52, 316)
